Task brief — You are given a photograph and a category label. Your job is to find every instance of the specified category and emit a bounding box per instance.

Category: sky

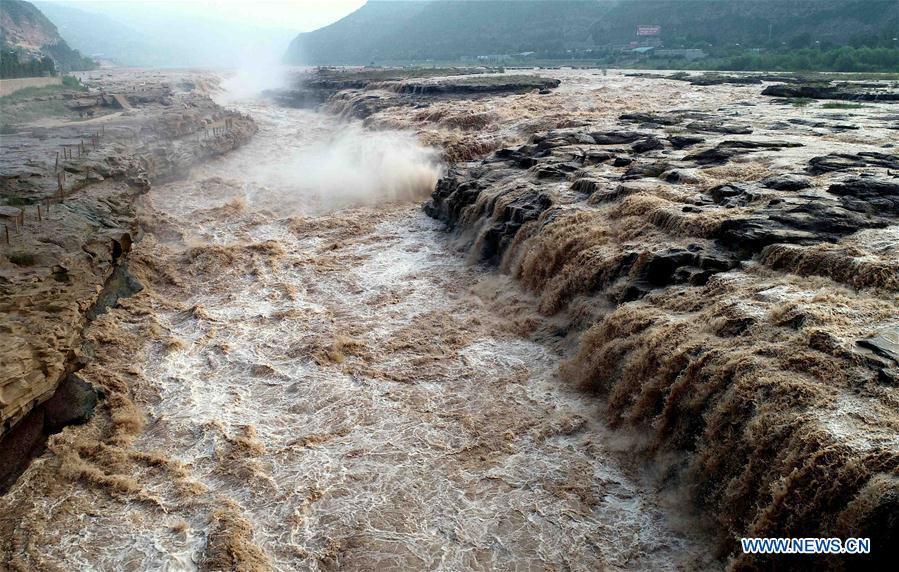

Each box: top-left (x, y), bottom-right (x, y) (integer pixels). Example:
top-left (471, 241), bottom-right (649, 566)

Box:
top-left (56, 0), bottom-right (367, 32)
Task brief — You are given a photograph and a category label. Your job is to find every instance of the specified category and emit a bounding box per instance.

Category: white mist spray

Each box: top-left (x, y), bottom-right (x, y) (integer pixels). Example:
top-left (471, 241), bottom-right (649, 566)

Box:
top-left (286, 124), bottom-right (443, 208)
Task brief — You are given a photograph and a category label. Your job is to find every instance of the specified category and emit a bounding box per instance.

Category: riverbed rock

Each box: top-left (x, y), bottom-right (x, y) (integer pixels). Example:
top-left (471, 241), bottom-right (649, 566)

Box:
top-left (631, 137), bottom-right (664, 153)
top-left (669, 135), bottom-right (704, 149)
top-left (828, 178), bottom-right (899, 215)
top-left (808, 152), bottom-right (899, 174)
top-left (761, 174), bottom-right (812, 191)
top-left (762, 83), bottom-right (899, 102)
top-left (686, 139), bottom-right (803, 165)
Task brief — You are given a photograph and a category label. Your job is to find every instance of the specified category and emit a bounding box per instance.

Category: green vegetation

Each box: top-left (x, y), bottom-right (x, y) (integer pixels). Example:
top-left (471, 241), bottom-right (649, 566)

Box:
top-left (820, 102), bottom-right (866, 109)
top-left (0, 78), bottom-right (86, 125)
top-left (0, 51), bottom-right (55, 79)
top-left (791, 98), bottom-right (815, 107)
top-left (0, 79), bottom-right (84, 104)
top-left (41, 41), bottom-right (96, 72)
top-left (1, 0), bottom-right (96, 75)
top-left (710, 46), bottom-right (899, 73)
top-left (61, 75), bottom-right (83, 89)
top-left (286, 0), bottom-right (899, 72)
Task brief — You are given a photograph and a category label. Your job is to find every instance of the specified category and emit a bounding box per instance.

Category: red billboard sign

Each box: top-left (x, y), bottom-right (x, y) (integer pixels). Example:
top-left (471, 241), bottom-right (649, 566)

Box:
top-left (637, 26), bottom-right (661, 36)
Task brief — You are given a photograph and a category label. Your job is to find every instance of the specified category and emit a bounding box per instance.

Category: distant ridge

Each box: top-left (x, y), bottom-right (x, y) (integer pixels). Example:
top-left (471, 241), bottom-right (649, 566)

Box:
top-left (0, 0), bottom-right (95, 73)
top-left (284, 0), bottom-right (899, 65)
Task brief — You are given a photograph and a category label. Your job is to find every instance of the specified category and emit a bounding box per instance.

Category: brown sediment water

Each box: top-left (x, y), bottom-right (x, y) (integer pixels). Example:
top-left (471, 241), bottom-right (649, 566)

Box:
top-left (1, 98), bottom-right (712, 570)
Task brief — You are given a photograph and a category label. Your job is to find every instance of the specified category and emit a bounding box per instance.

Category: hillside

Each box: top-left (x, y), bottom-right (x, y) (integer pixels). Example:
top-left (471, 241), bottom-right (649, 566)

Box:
top-left (0, 0), bottom-right (94, 74)
top-left (286, 0), bottom-right (611, 64)
top-left (284, 0), bottom-right (899, 65)
top-left (34, 1), bottom-right (298, 69)
top-left (33, 1), bottom-right (170, 67)
top-left (593, 0), bottom-right (899, 47)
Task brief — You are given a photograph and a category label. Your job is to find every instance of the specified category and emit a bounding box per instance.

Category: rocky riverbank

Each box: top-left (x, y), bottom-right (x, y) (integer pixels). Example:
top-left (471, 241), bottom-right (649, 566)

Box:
top-left (283, 67), bottom-right (899, 568)
top-left (0, 70), bottom-right (257, 491)
top-left (2, 66), bottom-right (896, 569)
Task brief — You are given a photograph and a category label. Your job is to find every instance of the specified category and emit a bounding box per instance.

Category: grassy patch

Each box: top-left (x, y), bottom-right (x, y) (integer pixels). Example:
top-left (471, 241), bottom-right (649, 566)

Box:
top-left (820, 102), bottom-right (866, 109)
top-left (61, 76), bottom-right (86, 90)
top-left (0, 99), bottom-right (73, 124)
top-left (0, 76), bottom-right (86, 105)
top-left (791, 97), bottom-right (815, 107)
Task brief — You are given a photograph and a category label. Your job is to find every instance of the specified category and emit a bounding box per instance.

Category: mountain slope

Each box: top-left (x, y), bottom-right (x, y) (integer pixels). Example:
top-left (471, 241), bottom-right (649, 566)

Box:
top-left (592, 0), bottom-right (899, 46)
top-left (33, 1), bottom-right (168, 67)
top-left (0, 0), bottom-right (94, 73)
top-left (36, 1), bottom-right (297, 68)
top-left (286, 0), bottom-right (611, 64)
top-left (285, 0), bottom-right (899, 65)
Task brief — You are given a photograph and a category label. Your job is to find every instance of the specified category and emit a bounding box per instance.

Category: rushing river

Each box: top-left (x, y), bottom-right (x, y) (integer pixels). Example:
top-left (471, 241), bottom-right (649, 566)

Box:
top-left (4, 97), bottom-right (709, 571)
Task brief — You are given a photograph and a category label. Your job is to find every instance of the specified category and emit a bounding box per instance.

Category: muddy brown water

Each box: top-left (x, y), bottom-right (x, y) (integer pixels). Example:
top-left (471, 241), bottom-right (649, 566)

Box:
top-left (3, 97), bottom-right (713, 570)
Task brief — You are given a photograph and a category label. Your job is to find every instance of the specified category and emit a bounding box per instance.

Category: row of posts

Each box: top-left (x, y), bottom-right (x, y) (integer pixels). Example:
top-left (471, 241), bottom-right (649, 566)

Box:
top-left (3, 196), bottom-right (57, 245)
top-left (202, 117), bottom-right (234, 140)
top-left (6, 116), bottom-right (237, 245)
top-left (56, 125), bottom-right (105, 168)
top-left (2, 128), bottom-right (109, 244)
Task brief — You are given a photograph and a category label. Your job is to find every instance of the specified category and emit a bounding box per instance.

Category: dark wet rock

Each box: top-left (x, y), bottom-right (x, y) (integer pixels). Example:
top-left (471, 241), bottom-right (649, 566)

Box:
top-left (663, 169), bottom-right (702, 184)
top-left (642, 248), bottom-right (701, 286)
top-left (619, 112), bottom-right (682, 126)
top-left (571, 178), bottom-right (602, 194)
top-left (789, 118), bottom-right (830, 128)
top-left (808, 154), bottom-right (866, 174)
top-left (425, 171), bottom-right (553, 262)
top-left (266, 87), bottom-right (331, 109)
top-left (715, 316), bottom-right (758, 337)
top-left (689, 74), bottom-right (763, 86)
top-left (612, 156), bottom-right (633, 167)
top-left (858, 327), bottom-right (899, 365)
top-left (491, 146), bottom-right (544, 169)
top-left (686, 140), bottom-right (803, 165)
top-left (685, 121), bottom-right (753, 135)
top-left (761, 174), bottom-right (812, 191)
top-left (830, 124), bottom-right (861, 131)
top-left (424, 171), bottom-right (480, 223)
top-left (720, 140), bottom-right (804, 150)
top-left (589, 131), bottom-right (644, 145)
top-left (718, 218), bottom-right (819, 249)
top-left (639, 246), bottom-right (738, 289)
top-left (762, 83), bottom-right (899, 102)
top-left (395, 75), bottom-right (561, 95)
top-left (274, 72), bottom-right (561, 110)
top-left (684, 147), bottom-right (738, 165)
top-left (533, 131), bottom-right (596, 148)
top-left (86, 263), bottom-right (143, 320)
top-left (584, 150), bottom-right (616, 164)
top-left (787, 118), bottom-right (861, 132)
top-left (828, 178), bottom-right (899, 215)
top-left (479, 191), bottom-right (554, 262)
top-left (710, 184), bottom-right (760, 207)
top-left (717, 199), bottom-right (887, 251)
top-left (808, 152), bottom-right (899, 174)
top-left (43, 374), bottom-right (100, 432)
top-left (534, 161), bottom-right (581, 179)
top-left (632, 137), bottom-right (664, 154)
top-left (0, 372), bottom-right (100, 493)
top-left (624, 161), bottom-right (670, 180)
top-left (669, 135), bottom-right (704, 149)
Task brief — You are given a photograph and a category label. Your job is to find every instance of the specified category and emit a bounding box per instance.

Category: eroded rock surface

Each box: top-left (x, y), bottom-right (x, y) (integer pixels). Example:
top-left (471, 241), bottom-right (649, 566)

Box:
top-left (0, 70), bottom-right (257, 487)
top-left (407, 70), bottom-right (899, 568)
